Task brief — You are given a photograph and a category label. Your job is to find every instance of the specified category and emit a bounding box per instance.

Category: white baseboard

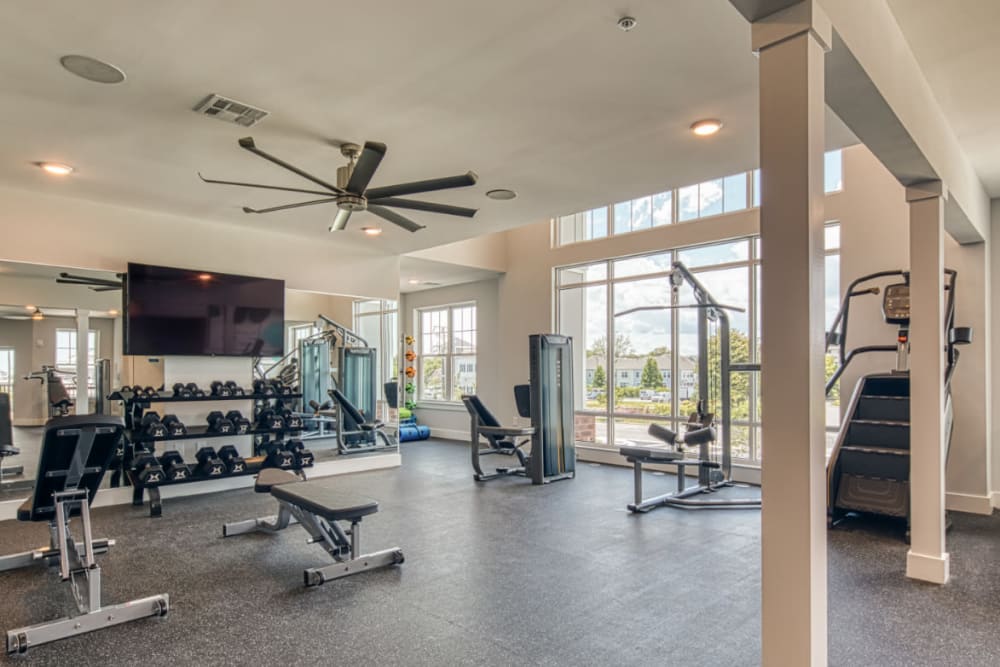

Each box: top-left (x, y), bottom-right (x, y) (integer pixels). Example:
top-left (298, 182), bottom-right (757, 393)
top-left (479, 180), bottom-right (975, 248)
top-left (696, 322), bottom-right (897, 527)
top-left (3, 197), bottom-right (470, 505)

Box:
top-left (906, 550), bottom-right (950, 584)
top-left (429, 427), bottom-right (469, 442)
top-left (946, 491), bottom-right (994, 515)
top-left (991, 491), bottom-right (1000, 509)
top-left (0, 452), bottom-right (401, 522)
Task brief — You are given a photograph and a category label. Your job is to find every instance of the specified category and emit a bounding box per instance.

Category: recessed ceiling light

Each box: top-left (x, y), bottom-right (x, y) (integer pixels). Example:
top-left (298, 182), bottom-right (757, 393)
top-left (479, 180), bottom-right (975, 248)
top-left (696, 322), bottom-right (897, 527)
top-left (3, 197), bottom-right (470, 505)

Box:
top-left (37, 162), bottom-right (74, 176)
top-left (361, 226), bottom-right (383, 236)
top-left (486, 189), bottom-right (517, 200)
top-left (691, 119), bottom-right (723, 137)
top-left (198, 273), bottom-right (213, 281)
top-left (108, 309), bottom-right (119, 317)
top-left (60, 54), bottom-right (126, 84)
top-left (407, 279), bottom-right (421, 285)
top-left (31, 307), bottom-right (45, 321)
top-left (24, 304), bottom-right (35, 311)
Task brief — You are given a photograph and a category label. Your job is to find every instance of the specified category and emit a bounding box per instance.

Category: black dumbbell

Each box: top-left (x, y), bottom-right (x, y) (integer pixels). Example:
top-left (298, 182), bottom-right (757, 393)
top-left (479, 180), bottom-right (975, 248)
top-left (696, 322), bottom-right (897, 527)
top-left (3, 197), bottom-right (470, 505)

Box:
top-left (225, 410), bottom-right (252, 435)
top-left (186, 382), bottom-right (206, 398)
top-left (161, 414), bottom-right (187, 437)
top-left (280, 409), bottom-right (304, 430)
top-left (144, 386), bottom-right (159, 399)
top-left (159, 450), bottom-right (191, 481)
top-left (217, 445), bottom-right (247, 474)
top-left (141, 412), bottom-right (168, 439)
top-left (206, 410), bottom-right (235, 434)
top-left (134, 452), bottom-right (165, 486)
top-left (195, 447), bottom-right (226, 477)
top-left (210, 380), bottom-right (232, 397)
top-left (225, 380), bottom-right (245, 396)
top-left (285, 440), bottom-right (314, 468)
top-left (172, 382), bottom-right (193, 398)
top-left (262, 442), bottom-right (294, 470)
top-left (257, 409), bottom-right (285, 431)
top-left (253, 379), bottom-right (276, 397)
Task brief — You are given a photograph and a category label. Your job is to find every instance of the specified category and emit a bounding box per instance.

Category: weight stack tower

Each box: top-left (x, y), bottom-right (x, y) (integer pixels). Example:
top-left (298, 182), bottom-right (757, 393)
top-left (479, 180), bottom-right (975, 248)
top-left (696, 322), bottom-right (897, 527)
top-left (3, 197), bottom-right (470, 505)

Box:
top-left (528, 334), bottom-right (576, 484)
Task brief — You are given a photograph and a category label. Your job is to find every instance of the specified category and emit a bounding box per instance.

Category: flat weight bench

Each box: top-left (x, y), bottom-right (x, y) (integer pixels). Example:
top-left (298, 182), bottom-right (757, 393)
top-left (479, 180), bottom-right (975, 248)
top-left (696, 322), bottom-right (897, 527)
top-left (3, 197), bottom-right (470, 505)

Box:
top-left (223, 468), bottom-right (404, 587)
top-left (1, 415), bottom-right (169, 655)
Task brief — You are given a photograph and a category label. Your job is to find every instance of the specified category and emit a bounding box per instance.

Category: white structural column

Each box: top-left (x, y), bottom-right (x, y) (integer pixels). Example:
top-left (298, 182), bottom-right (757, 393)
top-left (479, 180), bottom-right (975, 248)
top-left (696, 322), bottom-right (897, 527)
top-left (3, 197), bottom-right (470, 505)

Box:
top-left (753, 3), bottom-right (830, 665)
top-left (75, 309), bottom-right (90, 415)
top-left (906, 181), bottom-right (949, 583)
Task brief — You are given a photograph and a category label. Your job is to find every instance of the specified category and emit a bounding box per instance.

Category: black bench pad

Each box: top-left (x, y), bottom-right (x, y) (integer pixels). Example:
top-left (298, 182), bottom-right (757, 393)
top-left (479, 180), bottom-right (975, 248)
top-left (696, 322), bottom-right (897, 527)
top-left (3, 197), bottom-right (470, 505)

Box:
top-left (255, 468), bottom-right (300, 493)
top-left (271, 479), bottom-right (379, 522)
top-left (619, 445), bottom-right (684, 462)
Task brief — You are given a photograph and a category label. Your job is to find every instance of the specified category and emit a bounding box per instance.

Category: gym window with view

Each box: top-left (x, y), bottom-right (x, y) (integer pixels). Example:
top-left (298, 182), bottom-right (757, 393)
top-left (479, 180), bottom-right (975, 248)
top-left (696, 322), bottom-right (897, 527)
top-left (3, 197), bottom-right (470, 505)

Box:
top-left (555, 149), bottom-right (843, 246)
top-left (555, 224), bottom-right (841, 467)
top-left (416, 303), bottom-right (477, 403)
top-left (55, 329), bottom-right (98, 397)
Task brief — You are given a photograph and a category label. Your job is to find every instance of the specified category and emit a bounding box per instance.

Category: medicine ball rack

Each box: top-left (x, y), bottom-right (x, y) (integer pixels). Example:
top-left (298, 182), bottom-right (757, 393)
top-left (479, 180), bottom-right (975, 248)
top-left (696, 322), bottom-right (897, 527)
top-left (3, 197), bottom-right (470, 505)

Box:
top-left (108, 387), bottom-right (308, 517)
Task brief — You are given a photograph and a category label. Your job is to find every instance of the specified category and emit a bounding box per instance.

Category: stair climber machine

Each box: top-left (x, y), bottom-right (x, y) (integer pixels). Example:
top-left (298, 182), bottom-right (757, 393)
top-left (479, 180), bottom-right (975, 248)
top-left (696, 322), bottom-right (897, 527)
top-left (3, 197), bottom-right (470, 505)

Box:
top-left (825, 269), bottom-right (971, 538)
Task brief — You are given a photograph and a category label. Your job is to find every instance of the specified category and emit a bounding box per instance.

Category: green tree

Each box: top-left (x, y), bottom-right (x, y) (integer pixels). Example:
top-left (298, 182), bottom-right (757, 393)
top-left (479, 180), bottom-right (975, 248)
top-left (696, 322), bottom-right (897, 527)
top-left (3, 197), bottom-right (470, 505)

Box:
top-left (588, 333), bottom-right (635, 360)
top-left (641, 356), bottom-right (661, 388)
top-left (680, 329), bottom-right (752, 421)
top-left (591, 364), bottom-right (606, 388)
top-left (825, 353), bottom-right (840, 405)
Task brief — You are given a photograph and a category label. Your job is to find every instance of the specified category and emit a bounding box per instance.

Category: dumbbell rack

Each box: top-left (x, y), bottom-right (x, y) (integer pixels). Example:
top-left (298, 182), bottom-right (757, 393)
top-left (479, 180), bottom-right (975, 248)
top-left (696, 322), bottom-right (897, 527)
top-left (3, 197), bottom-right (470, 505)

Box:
top-left (109, 388), bottom-right (306, 517)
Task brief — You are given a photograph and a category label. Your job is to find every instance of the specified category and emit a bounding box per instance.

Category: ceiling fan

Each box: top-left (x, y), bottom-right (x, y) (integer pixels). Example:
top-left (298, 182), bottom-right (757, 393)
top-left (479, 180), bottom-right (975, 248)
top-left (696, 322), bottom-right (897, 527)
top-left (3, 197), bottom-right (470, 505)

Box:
top-left (199, 137), bottom-right (479, 233)
top-left (56, 272), bottom-right (123, 292)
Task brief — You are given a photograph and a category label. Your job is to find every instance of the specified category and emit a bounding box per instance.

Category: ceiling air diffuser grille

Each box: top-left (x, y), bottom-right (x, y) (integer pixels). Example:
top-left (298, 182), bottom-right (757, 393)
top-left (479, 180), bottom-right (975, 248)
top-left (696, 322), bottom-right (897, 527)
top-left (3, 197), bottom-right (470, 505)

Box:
top-left (193, 94), bottom-right (268, 127)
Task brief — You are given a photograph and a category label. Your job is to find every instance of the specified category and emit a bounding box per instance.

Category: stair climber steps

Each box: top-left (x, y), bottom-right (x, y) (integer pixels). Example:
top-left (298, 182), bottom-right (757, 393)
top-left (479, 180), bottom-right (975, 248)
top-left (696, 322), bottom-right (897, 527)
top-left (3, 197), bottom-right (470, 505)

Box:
top-left (838, 445), bottom-right (909, 480)
top-left (855, 395), bottom-right (910, 422)
top-left (846, 419), bottom-right (909, 450)
top-left (861, 375), bottom-right (910, 397)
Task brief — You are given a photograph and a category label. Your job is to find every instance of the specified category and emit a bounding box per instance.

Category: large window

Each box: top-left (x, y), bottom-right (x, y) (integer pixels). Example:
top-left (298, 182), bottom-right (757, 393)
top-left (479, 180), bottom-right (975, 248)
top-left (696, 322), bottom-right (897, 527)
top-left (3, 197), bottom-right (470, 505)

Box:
top-left (556, 226), bottom-right (840, 466)
top-left (55, 329), bottom-right (98, 397)
top-left (557, 150), bottom-right (844, 246)
top-left (417, 303), bottom-right (476, 402)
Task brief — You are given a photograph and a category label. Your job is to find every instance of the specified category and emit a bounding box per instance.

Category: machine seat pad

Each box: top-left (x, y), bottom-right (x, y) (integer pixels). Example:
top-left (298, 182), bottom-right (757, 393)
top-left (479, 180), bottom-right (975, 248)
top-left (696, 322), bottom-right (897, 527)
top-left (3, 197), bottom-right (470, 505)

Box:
top-left (619, 445), bottom-right (684, 462)
top-left (271, 479), bottom-right (379, 522)
top-left (254, 468), bottom-right (300, 493)
top-left (16, 498), bottom-right (31, 522)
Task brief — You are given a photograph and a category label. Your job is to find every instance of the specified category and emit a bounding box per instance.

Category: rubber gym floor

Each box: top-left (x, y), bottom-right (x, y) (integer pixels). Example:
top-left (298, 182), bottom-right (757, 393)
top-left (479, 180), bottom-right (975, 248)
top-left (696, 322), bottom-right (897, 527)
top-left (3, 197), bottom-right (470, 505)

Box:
top-left (1, 438), bottom-right (998, 666)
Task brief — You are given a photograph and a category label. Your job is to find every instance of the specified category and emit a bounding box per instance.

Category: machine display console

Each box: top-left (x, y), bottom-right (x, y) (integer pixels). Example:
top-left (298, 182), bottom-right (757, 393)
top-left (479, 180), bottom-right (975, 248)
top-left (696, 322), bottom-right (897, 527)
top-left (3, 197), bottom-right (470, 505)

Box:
top-left (882, 283), bottom-right (910, 325)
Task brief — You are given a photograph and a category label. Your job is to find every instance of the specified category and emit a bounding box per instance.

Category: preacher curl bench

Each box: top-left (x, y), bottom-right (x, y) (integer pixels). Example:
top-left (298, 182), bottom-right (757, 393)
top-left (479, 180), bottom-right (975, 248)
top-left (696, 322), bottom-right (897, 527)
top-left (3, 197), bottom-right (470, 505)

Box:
top-left (1, 416), bottom-right (169, 654)
top-left (223, 468), bottom-right (404, 587)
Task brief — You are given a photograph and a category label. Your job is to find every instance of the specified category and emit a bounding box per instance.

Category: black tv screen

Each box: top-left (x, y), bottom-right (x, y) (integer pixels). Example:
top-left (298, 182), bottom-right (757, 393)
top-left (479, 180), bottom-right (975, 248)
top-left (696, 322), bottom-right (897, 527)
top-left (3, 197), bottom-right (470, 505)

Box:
top-left (124, 263), bottom-right (284, 357)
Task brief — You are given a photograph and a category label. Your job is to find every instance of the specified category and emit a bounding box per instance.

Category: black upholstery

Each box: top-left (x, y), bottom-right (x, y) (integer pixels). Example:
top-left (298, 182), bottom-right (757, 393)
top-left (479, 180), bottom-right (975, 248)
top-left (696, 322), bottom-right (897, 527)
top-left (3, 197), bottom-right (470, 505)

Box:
top-left (619, 445), bottom-right (684, 461)
top-left (330, 388), bottom-right (381, 429)
top-left (384, 381), bottom-right (399, 409)
top-left (647, 422), bottom-right (678, 445)
top-left (513, 384), bottom-right (531, 419)
top-left (463, 394), bottom-right (502, 429)
top-left (0, 392), bottom-right (17, 457)
top-left (254, 468), bottom-right (299, 493)
top-left (270, 480), bottom-right (379, 522)
top-left (18, 415), bottom-right (124, 522)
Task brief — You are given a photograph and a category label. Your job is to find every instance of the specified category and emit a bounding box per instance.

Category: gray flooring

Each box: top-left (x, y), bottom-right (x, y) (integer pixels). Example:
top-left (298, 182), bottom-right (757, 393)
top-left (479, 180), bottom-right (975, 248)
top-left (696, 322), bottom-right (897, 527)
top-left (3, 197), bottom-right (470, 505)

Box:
top-left (0, 438), bottom-right (997, 666)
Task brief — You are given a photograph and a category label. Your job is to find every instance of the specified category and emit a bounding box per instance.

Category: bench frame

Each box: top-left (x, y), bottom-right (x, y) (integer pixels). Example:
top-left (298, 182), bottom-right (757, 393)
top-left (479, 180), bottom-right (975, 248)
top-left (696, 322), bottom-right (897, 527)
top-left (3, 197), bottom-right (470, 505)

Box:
top-left (223, 477), bottom-right (403, 587)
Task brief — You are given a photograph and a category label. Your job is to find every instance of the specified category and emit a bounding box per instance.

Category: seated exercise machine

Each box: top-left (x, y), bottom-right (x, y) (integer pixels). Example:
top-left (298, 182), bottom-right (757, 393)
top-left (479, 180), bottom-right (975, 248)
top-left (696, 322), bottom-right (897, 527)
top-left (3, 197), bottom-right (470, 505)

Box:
top-left (1, 415), bottom-right (169, 654)
top-left (826, 269), bottom-right (971, 538)
top-left (223, 468), bottom-right (404, 587)
top-left (0, 393), bottom-right (28, 490)
top-left (463, 334), bottom-right (576, 485)
top-left (328, 388), bottom-right (395, 450)
top-left (617, 261), bottom-right (761, 511)
top-left (24, 366), bottom-right (74, 417)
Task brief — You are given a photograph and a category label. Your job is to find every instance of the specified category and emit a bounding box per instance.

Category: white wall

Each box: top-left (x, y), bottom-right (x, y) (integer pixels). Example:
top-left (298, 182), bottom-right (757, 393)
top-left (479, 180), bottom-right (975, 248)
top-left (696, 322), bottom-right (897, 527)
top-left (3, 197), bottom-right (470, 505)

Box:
top-left (0, 184), bottom-right (400, 299)
top-left (400, 278), bottom-right (500, 439)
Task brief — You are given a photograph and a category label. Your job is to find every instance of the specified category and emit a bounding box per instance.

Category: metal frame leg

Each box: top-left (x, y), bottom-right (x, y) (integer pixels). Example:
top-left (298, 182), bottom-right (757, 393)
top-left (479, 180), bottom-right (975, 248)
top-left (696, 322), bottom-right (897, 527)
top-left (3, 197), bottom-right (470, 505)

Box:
top-left (222, 503), bottom-right (298, 537)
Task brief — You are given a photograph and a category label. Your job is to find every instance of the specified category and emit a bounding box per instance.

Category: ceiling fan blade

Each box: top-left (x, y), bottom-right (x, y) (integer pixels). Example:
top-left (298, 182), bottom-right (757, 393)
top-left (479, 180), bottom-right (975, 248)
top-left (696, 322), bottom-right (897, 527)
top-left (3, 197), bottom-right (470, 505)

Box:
top-left (346, 141), bottom-right (387, 195)
top-left (364, 171), bottom-right (478, 200)
top-left (198, 172), bottom-right (332, 197)
top-left (329, 209), bottom-right (352, 232)
top-left (367, 197), bottom-right (477, 218)
top-left (242, 198), bottom-right (339, 214)
top-left (368, 205), bottom-right (425, 233)
top-left (58, 272), bottom-right (123, 287)
top-left (237, 137), bottom-right (344, 194)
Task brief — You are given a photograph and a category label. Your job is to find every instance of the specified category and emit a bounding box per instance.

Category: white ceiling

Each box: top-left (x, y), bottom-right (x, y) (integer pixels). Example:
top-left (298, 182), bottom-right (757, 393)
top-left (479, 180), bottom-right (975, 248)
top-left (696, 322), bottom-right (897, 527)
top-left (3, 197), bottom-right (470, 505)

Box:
top-left (0, 0), bottom-right (864, 257)
top-left (887, 0), bottom-right (1000, 196)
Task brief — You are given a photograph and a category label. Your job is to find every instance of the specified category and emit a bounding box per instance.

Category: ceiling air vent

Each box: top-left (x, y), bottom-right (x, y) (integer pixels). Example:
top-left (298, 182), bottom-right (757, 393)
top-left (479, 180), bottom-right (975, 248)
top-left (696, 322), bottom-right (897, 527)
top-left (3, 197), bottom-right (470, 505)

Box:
top-left (423, 281), bottom-right (442, 287)
top-left (193, 93), bottom-right (268, 127)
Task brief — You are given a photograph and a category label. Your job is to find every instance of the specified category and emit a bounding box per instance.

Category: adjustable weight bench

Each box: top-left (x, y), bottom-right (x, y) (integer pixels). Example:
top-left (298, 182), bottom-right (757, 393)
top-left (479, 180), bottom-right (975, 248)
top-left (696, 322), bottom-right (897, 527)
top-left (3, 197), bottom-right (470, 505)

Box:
top-left (223, 468), bottom-right (404, 587)
top-left (1, 415), bottom-right (169, 655)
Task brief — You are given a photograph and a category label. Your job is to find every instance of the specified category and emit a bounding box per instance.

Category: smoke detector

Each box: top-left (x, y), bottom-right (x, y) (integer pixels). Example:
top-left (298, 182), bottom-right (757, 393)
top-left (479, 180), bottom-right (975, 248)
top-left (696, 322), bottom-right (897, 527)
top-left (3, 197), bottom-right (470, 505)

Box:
top-left (193, 94), bottom-right (269, 127)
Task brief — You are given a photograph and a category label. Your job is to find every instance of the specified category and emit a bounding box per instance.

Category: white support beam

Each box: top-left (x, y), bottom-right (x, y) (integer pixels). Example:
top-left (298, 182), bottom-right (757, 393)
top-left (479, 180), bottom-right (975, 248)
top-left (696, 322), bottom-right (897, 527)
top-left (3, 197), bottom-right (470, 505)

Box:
top-left (753, 2), bottom-right (829, 664)
top-left (75, 309), bottom-right (90, 415)
top-left (906, 180), bottom-right (949, 584)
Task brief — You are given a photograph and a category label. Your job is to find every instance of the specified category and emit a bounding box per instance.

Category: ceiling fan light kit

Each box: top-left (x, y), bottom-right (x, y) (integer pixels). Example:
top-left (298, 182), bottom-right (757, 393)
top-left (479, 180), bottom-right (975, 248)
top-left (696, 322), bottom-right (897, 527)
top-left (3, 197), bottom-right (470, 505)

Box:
top-left (200, 136), bottom-right (479, 233)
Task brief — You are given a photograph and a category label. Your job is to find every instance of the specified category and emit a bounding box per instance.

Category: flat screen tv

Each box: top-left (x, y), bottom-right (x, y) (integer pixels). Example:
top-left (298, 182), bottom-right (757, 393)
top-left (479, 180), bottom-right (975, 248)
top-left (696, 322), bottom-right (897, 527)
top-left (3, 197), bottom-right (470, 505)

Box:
top-left (124, 263), bottom-right (284, 357)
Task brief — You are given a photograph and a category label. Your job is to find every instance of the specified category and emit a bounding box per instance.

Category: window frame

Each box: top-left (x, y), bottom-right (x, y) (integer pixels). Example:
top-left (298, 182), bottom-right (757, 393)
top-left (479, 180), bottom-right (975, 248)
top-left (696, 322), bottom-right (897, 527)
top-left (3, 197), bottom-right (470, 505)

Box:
top-left (415, 301), bottom-right (477, 405)
top-left (55, 328), bottom-right (99, 396)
